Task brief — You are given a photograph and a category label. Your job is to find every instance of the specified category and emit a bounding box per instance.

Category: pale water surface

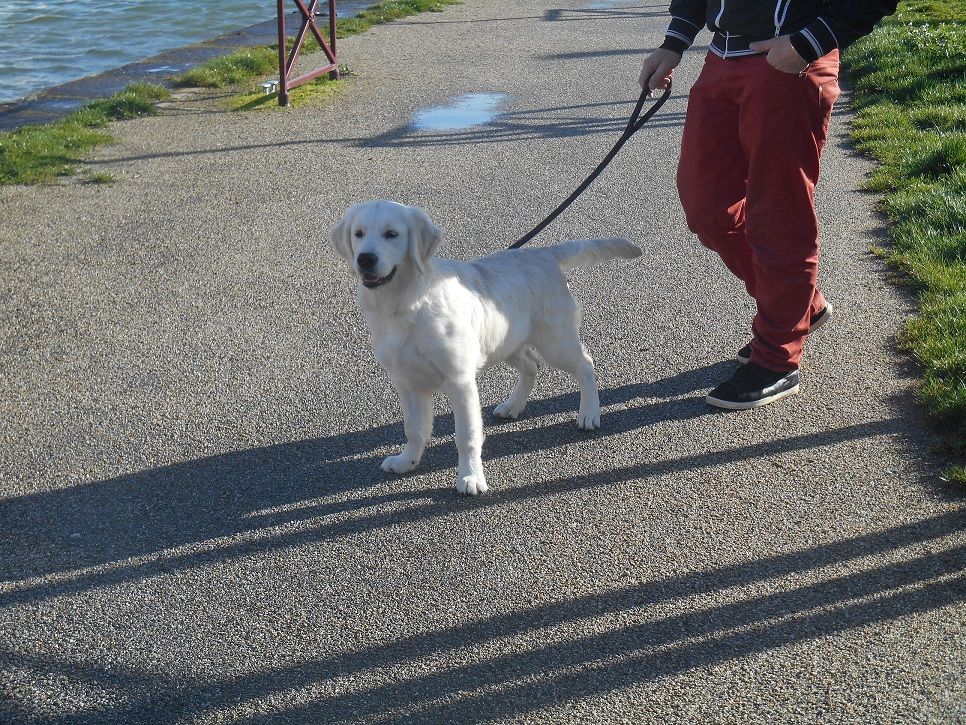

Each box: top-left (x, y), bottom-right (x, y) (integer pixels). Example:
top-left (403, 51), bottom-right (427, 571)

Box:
top-left (412, 94), bottom-right (508, 131)
top-left (0, 1), bottom-right (277, 103)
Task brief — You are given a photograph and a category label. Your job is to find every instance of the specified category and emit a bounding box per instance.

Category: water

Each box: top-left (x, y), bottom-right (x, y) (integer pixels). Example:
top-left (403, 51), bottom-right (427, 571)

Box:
top-left (412, 94), bottom-right (508, 131)
top-left (0, 1), bottom-right (279, 103)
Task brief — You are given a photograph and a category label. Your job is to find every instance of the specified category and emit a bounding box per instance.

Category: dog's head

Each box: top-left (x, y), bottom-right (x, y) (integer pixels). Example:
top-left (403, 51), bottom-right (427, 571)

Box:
top-left (330, 200), bottom-right (442, 288)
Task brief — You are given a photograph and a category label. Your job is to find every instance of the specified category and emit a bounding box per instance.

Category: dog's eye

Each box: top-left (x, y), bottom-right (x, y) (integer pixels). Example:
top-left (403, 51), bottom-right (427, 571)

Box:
top-left (384, 230), bottom-right (399, 239)
top-left (354, 229), bottom-right (364, 238)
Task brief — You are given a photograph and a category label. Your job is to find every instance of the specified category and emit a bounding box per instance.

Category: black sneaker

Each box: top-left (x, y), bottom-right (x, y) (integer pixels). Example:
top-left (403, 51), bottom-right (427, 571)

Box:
top-left (706, 362), bottom-right (800, 410)
top-left (737, 303), bottom-right (833, 364)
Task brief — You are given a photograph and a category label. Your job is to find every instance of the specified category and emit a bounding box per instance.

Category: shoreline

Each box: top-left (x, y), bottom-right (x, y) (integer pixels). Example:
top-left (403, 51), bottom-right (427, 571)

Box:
top-left (0, 1), bottom-right (372, 132)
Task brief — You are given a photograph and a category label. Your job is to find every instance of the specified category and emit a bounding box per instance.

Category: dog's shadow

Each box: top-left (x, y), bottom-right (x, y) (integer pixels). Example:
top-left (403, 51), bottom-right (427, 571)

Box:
top-left (487, 360), bottom-right (727, 424)
top-left (408, 360), bottom-right (733, 473)
top-left (346, 360), bottom-right (729, 476)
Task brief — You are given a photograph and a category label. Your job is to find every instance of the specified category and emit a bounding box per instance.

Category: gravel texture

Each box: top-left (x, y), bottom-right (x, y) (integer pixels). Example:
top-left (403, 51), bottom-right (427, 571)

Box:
top-left (0, 1), bottom-right (963, 723)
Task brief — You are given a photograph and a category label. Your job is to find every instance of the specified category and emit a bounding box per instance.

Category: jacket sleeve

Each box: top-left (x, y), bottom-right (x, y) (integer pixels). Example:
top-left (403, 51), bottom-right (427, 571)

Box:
top-left (790, 1), bottom-right (899, 62)
top-left (659, 0), bottom-right (707, 54)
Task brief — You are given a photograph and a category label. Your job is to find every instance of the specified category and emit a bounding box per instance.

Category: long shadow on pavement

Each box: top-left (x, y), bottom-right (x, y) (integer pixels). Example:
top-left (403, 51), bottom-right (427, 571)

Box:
top-left (536, 40), bottom-right (711, 62)
top-left (0, 363), bottom-right (727, 592)
top-left (88, 97), bottom-right (687, 166)
top-left (388, 3), bottom-right (668, 26)
top-left (0, 363), bottom-right (723, 602)
top-left (543, 7), bottom-right (669, 22)
top-left (355, 100), bottom-right (686, 149)
top-left (0, 363), bottom-right (921, 609)
top-left (5, 510), bottom-right (962, 723)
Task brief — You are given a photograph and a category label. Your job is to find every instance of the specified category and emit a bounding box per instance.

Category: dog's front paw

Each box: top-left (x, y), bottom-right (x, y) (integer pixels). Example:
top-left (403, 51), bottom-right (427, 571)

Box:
top-left (493, 399), bottom-right (524, 420)
top-left (455, 474), bottom-right (488, 496)
top-left (577, 409), bottom-right (601, 430)
top-left (381, 454), bottom-right (418, 474)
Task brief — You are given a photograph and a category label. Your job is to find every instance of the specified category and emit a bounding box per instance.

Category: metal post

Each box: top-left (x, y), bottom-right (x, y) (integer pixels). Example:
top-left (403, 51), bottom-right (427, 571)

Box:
top-left (329, 0), bottom-right (339, 80)
top-left (277, 0), bottom-right (290, 106)
top-left (276, 0), bottom-right (339, 106)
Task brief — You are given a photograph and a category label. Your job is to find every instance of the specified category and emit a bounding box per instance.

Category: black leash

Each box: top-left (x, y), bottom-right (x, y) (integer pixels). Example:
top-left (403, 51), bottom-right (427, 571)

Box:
top-left (509, 81), bottom-right (673, 249)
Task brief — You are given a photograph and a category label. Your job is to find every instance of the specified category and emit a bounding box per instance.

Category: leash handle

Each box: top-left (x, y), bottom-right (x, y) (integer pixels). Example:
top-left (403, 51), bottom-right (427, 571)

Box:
top-left (509, 80), bottom-right (672, 250)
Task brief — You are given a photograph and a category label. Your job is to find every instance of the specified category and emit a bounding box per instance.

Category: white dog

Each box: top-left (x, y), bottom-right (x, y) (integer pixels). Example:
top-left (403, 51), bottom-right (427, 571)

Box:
top-left (330, 199), bottom-right (641, 495)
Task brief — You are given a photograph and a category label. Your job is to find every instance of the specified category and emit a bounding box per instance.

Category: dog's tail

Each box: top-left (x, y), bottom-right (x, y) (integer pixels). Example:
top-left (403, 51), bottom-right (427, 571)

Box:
top-left (548, 238), bottom-right (642, 274)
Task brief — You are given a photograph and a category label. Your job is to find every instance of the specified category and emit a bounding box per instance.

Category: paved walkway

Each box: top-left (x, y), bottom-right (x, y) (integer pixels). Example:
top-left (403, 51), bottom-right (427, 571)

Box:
top-left (1, 1), bottom-right (963, 722)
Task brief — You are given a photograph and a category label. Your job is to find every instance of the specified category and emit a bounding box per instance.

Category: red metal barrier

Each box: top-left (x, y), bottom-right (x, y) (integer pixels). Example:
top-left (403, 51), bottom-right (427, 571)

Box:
top-left (276, 0), bottom-right (338, 107)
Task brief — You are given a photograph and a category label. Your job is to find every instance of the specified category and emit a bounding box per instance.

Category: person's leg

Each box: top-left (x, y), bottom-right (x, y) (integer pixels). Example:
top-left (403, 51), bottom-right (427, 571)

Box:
top-left (738, 52), bottom-right (840, 372)
top-left (677, 53), bottom-right (758, 298)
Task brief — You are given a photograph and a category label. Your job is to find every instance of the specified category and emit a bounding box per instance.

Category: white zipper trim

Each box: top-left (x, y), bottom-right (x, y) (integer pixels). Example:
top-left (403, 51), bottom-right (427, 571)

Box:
top-left (774, 0), bottom-right (792, 36)
top-left (779, 1), bottom-right (792, 32)
top-left (714, 0), bottom-right (726, 27)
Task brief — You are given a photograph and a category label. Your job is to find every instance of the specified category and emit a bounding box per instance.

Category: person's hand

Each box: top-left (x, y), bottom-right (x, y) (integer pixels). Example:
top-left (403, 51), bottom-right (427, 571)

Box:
top-left (639, 48), bottom-right (681, 92)
top-left (748, 35), bottom-right (809, 73)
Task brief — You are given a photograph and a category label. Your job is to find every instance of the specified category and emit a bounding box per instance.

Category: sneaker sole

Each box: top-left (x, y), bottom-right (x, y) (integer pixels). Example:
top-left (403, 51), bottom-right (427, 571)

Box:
top-left (736, 303), bottom-right (834, 364)
top-left (706, 383), bottom-right (800, 410)
top-left (810, 301), bottom-right (833, 332)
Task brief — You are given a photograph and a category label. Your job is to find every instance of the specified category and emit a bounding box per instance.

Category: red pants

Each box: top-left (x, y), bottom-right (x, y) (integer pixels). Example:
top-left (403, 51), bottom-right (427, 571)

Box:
top-left (678, 51), bottom-right (840, 372)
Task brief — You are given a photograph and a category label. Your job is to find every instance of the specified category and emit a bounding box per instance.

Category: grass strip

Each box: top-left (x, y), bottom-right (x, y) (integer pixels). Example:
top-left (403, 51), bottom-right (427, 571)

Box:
top-left (0, 83), bottom-right (170, 185)
top-left (336, 0), bottom-right (461, 36)
top-left (174, 46), bottom-right (280, 89)
top-left (229, 74), bottom-right (349, 111)
top-left (844, 0), bottom-right (966, 481)
top-left (174, 0), bottom-right (461, 89)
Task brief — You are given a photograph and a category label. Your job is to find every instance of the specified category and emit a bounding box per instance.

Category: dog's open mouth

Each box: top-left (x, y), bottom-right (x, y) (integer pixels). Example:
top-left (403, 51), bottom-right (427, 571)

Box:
top-left (361, 267), bottom-right (396, 288)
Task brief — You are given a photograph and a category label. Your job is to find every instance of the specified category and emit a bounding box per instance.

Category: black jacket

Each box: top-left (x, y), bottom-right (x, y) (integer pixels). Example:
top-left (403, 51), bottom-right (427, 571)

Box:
top-left (660, 0), bottom-right (898, 61)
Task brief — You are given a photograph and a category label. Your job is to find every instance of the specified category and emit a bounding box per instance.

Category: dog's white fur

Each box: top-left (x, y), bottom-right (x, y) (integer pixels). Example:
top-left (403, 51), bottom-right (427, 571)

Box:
top-left (330, 199), bottom-right (641, 495)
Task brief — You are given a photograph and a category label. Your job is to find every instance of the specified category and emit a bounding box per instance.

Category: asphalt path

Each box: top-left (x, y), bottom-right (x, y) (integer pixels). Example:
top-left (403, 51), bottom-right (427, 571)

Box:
top-left (1, 1), bottom-right (963, 722)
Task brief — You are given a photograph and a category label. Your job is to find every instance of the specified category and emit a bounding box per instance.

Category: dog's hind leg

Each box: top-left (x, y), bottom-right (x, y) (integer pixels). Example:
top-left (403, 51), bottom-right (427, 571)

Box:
top-left (446, 378), bottom-right (488, 495)
top-left (494, 347), bottom-right (539, 420)
top-left (535, 336), bottom-right (601, 430)
top-left (382, 387), bottom-right (433, 474)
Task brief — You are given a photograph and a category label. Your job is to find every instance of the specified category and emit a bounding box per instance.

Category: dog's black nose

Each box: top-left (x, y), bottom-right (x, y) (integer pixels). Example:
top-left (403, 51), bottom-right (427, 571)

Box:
top-left (357, 252), bottom-right (378, 270)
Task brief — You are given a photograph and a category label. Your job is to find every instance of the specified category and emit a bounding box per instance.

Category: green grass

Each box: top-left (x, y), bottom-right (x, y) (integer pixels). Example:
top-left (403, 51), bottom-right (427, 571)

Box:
top-left (84, 171), bottom-right (116, 185)
top-left (229, 75), bottom-right (348, 111)
top-left (174, 46), bottom-right (280, 89)
top-left (0, 83), bottom-right (170, 185)
top-left (174, 0), bottom-right (460, 89)
top-left (336, 0), bottom-right (461, 37)
top-left (845, 0), bottom-right (966, 481)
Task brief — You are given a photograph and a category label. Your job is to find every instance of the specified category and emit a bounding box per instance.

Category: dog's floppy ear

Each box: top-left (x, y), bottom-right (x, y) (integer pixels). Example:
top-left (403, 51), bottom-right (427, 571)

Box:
top-left (407, 205), bottom-right (442, 275)
top-left (329, 206), bottom-right (356, 264)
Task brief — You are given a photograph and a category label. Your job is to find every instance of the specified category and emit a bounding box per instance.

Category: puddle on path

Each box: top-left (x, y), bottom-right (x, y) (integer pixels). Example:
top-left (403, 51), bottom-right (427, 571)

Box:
top-left (412, 93), bottom-right (508, 131)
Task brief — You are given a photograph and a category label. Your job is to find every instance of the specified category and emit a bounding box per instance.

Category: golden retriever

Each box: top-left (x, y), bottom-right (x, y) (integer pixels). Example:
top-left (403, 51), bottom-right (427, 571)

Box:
top-left (330, 199), bottom-right (641, 495)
